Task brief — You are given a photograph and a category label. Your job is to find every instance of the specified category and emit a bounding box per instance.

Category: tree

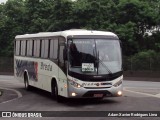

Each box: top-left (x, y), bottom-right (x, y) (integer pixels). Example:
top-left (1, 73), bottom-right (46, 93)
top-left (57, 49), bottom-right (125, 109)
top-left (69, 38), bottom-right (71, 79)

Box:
top-left (0, 0), bottom-right (160, 57)
top-left (47, 0), bottom-right (75, 31)
top-left (116, 0), bottom-right (158, 53)
top-left (0, 0), bottom-right (25, 56)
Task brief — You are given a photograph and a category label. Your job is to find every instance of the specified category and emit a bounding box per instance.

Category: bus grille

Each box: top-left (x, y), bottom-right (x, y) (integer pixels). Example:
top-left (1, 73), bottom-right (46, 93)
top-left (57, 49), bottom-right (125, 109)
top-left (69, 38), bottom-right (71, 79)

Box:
top-left (84, 87), bottom-right (111, 89)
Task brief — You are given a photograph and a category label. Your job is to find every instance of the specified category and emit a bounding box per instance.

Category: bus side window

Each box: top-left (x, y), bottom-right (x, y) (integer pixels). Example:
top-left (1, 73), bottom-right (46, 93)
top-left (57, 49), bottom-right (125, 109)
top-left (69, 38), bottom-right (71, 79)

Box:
top-left (20, 41), bottom-right (23, 56)
top-left (59, 45), bottom-right (64, 65)
top-left (19, 41), bottom-right (21, 56)
top-left (58, 37), bottom-right (66, 72)
top-left (44, 40), bottom-right (49, 58)
top-left (34, 40), bottom-right (40, 57)
top-left (41, 39), bottom-right (49, 58)
top-left (27, 40), bottom-right (33, 56)
top-left (16, 41), bottom-right (20, 55)
top-left (21, 40), bottom-right (26, 56)
top-left (41, 40), bottom-right (45, 58)
top-left (49, 38), bottom-right (58, 59)
top-left (36, 40), bottom-right (40, 57)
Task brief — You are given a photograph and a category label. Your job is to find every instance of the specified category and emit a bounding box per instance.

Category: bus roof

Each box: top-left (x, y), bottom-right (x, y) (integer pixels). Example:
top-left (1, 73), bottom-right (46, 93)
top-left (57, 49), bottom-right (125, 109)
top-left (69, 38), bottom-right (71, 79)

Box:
top-left (15, 29), bottom-right (118, 39)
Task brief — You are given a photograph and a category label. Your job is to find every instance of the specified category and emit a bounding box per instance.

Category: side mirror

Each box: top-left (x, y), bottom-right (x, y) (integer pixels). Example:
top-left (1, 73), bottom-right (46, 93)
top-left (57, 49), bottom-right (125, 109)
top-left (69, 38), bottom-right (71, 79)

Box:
top-left (63, 47), bottom-right (67, 61)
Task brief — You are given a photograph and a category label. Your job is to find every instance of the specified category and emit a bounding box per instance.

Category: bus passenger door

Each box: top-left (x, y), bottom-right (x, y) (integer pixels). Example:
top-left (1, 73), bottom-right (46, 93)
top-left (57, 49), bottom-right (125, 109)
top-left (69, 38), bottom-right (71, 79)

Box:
top-left (58, 38), bottom-right (67, 97)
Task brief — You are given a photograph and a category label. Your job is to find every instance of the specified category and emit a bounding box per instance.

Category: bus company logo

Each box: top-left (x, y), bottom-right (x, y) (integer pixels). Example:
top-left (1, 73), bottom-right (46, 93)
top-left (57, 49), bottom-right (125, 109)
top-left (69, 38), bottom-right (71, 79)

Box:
top-left (82, 82), bottom-right (101, 87)
top-left (40, 62), bottom-right (52, 71)
top-left (96, 83), bottom-right (100, 86)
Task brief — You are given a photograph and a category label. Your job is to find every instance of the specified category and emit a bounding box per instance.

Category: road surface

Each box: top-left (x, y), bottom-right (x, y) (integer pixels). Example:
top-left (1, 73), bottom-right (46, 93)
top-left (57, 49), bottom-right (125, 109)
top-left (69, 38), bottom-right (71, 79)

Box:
top-left (0, 75), bottom-right (160, 120)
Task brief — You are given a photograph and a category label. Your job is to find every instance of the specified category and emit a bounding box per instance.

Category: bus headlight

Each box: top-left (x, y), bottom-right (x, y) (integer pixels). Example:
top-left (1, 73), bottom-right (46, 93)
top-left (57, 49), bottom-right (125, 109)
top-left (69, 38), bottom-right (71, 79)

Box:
top-left (68, 79), bottom-right (82, 88)
top-left (113, 79), bottom-right (122, 87)
top-left (117, 91), bottom-right (122, 96)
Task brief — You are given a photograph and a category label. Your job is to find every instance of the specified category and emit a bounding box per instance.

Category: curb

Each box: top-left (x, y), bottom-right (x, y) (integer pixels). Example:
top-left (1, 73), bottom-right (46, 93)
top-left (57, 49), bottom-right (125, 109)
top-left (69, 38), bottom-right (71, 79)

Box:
top-left (0, 88), bottom-right (22, 104)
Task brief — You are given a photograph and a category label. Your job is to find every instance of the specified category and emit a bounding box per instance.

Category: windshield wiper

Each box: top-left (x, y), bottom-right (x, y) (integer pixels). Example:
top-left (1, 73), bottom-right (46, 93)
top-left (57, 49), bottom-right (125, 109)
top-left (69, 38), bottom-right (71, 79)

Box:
top-left (93, 49), bottom-right (112, 75)
top-left (96, 49), bottom-right (112, 75)
top-left (97, 53), bottom-right (113, 75)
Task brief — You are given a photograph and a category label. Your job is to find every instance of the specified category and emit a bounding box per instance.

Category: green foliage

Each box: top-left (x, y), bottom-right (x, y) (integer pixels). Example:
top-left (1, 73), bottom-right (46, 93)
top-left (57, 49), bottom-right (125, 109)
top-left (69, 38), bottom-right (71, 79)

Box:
top-left (47, 0), bottom-right (74, 31)
top-left (114, 21), bottom-right (138, 55)
top-left (0, 0), bottom-right (160, 57)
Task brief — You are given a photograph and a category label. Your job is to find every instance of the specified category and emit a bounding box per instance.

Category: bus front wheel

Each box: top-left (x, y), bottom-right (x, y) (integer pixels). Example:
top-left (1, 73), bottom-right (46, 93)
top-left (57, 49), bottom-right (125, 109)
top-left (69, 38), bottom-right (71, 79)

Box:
top-left (51, 82), bottom-right (63, 102)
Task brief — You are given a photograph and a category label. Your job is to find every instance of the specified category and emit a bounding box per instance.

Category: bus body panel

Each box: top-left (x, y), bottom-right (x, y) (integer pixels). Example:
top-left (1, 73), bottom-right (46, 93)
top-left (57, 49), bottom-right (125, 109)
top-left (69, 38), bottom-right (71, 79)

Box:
top-left (14, 56), bottom-right (68, 97)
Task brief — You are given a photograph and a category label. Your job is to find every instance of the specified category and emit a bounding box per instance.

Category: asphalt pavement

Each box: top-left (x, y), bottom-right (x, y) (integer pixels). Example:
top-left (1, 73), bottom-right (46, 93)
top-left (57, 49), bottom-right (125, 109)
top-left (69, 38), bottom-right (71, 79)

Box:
top-left (0, 75), bottom-right (160, 120)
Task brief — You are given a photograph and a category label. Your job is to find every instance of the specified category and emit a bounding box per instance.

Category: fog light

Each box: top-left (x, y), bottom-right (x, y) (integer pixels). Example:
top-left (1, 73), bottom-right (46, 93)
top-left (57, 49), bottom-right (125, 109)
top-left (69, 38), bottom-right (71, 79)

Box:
top-left (117, 91), bottom-right (122, 96)
top-left (71, 92), bottom-right (76, 96)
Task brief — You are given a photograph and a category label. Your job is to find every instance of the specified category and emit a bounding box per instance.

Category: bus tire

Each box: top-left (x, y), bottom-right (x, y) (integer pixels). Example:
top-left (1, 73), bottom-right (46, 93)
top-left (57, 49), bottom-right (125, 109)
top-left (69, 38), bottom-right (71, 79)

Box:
top-left (51, 81), bottom-right (63, 103)
top-left (24, 73), bottom-right (30, 90)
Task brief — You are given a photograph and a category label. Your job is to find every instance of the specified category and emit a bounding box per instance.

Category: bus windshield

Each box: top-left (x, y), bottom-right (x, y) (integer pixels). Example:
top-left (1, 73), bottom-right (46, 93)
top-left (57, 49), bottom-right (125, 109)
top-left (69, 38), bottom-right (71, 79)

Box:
top-left (68, 39), bottom-right (122, 75)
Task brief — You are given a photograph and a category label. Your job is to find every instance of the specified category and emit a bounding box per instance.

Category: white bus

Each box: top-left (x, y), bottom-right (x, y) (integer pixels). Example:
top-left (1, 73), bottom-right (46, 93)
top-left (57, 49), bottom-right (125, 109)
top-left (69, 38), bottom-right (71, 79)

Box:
top-left (14, 29), bottom-right (123, 102)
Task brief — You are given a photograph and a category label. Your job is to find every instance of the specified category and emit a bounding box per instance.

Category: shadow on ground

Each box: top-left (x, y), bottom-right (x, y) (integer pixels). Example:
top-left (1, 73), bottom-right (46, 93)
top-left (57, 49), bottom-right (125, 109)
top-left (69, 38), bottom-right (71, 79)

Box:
top-left (17, 86), bottom-right (120, 106)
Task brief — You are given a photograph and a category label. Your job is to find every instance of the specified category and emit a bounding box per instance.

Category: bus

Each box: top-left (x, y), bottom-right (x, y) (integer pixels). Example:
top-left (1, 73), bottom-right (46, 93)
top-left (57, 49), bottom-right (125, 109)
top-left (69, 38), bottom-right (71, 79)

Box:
top-left (14, 29), bottom-right (123, 102)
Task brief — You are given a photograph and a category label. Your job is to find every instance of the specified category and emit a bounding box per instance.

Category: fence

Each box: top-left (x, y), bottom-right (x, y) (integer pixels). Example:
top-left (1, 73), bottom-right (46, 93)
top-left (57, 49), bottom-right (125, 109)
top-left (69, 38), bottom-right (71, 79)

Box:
top-left (123, 56), bottom-right (160, 71)
top-left (0, 57), bottom-right (14, 75)
top-left (0, 56), bottom-right (160, 77)
top-left (123, 56), bottom-right (160, 78)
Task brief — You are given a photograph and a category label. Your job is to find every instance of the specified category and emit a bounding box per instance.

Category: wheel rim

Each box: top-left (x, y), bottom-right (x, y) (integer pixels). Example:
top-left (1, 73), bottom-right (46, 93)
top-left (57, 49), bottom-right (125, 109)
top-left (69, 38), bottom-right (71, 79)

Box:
top-left (26, 80), bottom-right (28, 88)
top-left (25, 81), bottom-right (27, 88)
top-left (54, 85), bottom-right (58, 99)
top-left (24, 76), bottom-right (28, 89)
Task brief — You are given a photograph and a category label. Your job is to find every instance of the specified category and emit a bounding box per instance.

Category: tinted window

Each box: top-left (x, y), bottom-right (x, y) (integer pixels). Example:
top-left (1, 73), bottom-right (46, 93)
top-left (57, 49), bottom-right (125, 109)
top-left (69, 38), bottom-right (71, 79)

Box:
top-left (41, 40), bottom-right (49, 58)
top-left (21, 41), bottom-right (26, 56)
top-left (27, 40), bottom-right (33, 56)
top-left (16, 41), bottom-right (20, 55)
top-left (50, 38), bottom-right (58, 59)
top-left (34, 40), bottom-right (40, 57)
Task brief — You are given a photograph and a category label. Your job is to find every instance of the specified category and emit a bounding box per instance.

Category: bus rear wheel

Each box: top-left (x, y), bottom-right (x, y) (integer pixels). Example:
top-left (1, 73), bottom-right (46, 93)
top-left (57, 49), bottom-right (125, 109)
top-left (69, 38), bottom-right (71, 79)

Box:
top-left (51, 82), bottom-right (63, 102)
top-left (24, 74), bottom-right (30, 90)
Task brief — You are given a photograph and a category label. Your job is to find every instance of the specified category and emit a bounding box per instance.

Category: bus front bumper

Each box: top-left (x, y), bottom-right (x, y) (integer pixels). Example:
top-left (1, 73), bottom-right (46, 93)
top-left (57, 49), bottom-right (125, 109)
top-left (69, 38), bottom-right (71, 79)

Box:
top-left (67, 84), bottom-right (123, 98)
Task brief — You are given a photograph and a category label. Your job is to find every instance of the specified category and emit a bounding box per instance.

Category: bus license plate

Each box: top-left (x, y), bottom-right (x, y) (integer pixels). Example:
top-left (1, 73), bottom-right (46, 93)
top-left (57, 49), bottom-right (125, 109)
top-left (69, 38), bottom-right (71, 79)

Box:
top-left (93, 94), bottom-right (103, 97)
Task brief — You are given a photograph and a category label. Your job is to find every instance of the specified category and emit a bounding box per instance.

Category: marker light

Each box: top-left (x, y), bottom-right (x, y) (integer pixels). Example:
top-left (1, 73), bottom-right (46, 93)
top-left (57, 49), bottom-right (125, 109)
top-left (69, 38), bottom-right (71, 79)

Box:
top-left (64, 84), bottom-right (67, 88)
top-left (71, 92), bottom-right (76, 96)
top-left (117, 91), bottom-right (122, 96)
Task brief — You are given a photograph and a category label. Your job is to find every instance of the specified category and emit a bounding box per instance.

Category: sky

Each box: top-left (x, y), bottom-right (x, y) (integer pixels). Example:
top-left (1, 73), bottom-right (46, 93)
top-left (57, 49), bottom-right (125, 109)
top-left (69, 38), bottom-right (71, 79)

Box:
top-left (0, 0), bottom-right (7, 4)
